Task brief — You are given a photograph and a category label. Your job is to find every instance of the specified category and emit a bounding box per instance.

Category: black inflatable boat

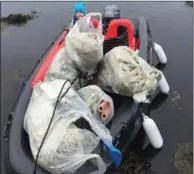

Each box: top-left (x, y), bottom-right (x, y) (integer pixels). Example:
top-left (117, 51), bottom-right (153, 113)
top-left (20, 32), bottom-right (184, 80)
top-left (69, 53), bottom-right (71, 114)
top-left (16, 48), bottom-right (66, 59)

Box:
top-left (4, 12), bottom-right (155, 174)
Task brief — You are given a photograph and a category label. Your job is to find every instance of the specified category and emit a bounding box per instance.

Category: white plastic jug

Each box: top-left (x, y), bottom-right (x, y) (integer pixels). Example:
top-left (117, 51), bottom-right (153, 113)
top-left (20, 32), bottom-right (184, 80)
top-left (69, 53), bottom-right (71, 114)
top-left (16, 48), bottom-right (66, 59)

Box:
top-left (142, 114), bottom-right (163, 149)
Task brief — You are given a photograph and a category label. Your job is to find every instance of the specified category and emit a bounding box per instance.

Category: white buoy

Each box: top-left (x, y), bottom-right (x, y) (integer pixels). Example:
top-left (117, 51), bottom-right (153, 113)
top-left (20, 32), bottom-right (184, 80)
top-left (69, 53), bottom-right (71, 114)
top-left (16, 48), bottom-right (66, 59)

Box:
top-left (158, 70), bottom-right (170, 95)
top-left (142, 113), bottom-right (163, 149)
top-left (153, 42), bottom-right (167, 64)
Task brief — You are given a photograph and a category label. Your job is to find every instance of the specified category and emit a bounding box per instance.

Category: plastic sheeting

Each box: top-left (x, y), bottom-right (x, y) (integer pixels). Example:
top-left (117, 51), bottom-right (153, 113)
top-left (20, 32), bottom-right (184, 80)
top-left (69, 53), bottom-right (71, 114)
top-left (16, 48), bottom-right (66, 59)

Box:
top-left (24, 79), bottom-right (115, 174)
top-left (77, 85), bottom-right (114, 125)
top-left (44, 48), bottom-right (82, 90)
top-left (45, 13), bottom-right (104, 90)
top-left (24, 13), bottom-right (122, 174)
top-left (97, 46), bottom-right (161, 103)
top-left (65, 13), bottom-right (104, 76)
top-left (45, 48), bottom-right (78, 82)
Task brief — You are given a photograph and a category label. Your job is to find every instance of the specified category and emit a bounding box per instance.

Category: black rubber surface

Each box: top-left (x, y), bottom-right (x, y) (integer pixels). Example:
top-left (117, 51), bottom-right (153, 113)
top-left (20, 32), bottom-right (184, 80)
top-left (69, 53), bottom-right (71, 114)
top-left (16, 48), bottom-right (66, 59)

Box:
top-left (135, 17), bottom-right (149, 62)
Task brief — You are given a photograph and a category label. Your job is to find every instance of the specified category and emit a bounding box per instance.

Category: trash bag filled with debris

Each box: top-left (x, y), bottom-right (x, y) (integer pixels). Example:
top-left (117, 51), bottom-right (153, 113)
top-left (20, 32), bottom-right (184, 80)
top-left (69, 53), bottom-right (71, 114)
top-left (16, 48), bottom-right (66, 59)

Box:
top-left (65, 13), bottom-right (104, 75)
top-left (77, 85), bottom-right (114, 125)
top-left (45, 48), bottom-right (78, 82)
top-left (45, 13), bottom-right (104, 90)
top-left (23, 79), bottom-right (115, 174)
top-left (44, 47), bottom-right (84, 90)
top-left (97, 46), bottom-right (161, 103)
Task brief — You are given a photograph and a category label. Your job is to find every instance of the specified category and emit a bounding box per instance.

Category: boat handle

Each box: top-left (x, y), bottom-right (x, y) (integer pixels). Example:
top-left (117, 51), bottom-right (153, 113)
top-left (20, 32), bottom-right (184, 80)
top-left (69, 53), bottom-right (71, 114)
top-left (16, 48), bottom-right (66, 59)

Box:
top-left (4, 112), bottom-right (13, 143)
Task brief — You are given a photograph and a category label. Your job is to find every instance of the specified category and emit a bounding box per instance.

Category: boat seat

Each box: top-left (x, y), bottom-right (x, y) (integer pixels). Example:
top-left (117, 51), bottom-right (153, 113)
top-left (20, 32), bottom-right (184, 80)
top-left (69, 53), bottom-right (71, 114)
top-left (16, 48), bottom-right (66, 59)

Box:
top-left (103, 19), bottom-right (135, 55)
top-left (103, 25), bottom-right (129, 55)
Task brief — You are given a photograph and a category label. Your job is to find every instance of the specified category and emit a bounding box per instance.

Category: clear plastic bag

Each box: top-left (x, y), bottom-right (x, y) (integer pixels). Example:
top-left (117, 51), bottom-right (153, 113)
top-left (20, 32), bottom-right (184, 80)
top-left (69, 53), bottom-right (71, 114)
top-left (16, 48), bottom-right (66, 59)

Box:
top-left (65, 13), bottom-right (104, 75)
top-left (97, 46), bottom-right (161, 103)
top-left (24, 79), bottom-right (113, 174)
top-left (45, 48), bottom-right (78, 82)
top-left (77, 85), bottom-right (114, 125)
top-left (44, 48), bottom-right (82, 90)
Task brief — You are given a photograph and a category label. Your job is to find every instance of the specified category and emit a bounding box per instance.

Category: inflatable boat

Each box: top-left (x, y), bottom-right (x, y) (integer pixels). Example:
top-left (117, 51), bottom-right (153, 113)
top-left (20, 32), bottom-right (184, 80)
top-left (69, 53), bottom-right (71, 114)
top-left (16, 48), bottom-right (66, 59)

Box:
top-left (4, 7), bottom-right (168, 174)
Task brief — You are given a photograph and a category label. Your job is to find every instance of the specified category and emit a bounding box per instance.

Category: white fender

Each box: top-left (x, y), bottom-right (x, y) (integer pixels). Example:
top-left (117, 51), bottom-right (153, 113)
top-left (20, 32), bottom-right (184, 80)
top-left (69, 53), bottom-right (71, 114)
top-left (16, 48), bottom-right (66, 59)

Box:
top-left (153, 42), bottom-right (167, 64)
top-left (158, 70), bottom-right (170, 94)
top-left (142, 114), bottom-right (163, 149)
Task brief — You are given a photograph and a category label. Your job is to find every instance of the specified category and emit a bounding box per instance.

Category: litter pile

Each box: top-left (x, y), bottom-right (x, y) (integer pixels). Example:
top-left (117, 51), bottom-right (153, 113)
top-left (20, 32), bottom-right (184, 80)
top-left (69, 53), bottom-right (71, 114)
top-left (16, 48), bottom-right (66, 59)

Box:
top-left (24, 13), bottom-right (167, 174)
top-left (97, 46), bottom-right (161, 103)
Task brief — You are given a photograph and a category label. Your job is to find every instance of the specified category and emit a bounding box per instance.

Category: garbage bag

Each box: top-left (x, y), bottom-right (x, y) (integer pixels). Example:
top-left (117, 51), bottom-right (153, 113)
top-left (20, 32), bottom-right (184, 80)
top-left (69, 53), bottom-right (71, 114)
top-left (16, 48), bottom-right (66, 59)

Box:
top-left (65, 13), bottom-right (104, 76)
top-left (77, 85), bottom-right (114, 125)
top-left (77, 86), bottom-right (122, 167)
top-left (44, 47), bottom-right (84, 90)
top-left (96, 46), bottom-right (161, 103)
top-left (23, 79), bottom-right (114, 174)
top-left (45, 48), bottom-right (78, 82)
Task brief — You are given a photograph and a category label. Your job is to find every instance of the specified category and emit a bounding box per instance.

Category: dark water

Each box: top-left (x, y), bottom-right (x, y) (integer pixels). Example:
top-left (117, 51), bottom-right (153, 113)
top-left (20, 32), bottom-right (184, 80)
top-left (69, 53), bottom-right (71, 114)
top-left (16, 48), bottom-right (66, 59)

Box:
top-left (1, 2), bottom-right (193, 174)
